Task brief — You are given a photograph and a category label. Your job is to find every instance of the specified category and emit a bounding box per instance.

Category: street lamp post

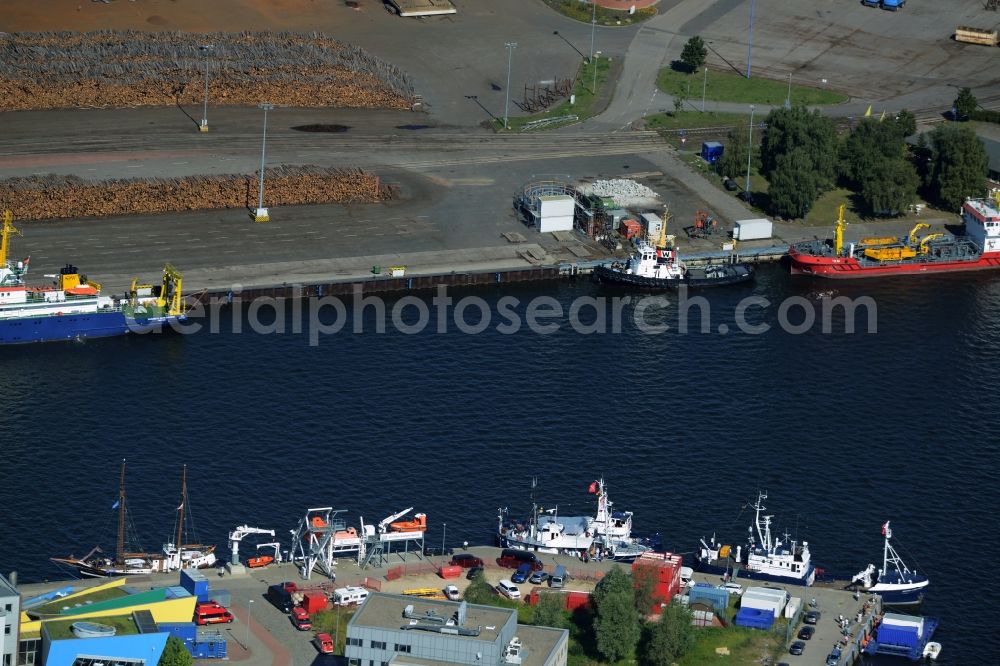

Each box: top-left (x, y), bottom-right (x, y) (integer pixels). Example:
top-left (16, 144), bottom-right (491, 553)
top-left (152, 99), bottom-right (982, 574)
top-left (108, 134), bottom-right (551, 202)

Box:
top-left (746, 0), bottom-right (756, 79)
top-left (246, 599), bottom-right (254, 648)
top-left (199, 44), bottom-right (213, 132)
top-left (589, 1), bottom-right (596, 63)
top-left (254, 102), bottom-right (274, 222)
top-left (785, 72), bottom-right (792, 109)
top-left (745, 105), bottom-right (756, 197)
top-left (442, 523), bottom-right (447, 556)
top-left (702, 67), bottom-right (708, 112)
top-left (590, 2), bottom-right (597, 94)
top-left (504, 42), bottom-right (517, 129)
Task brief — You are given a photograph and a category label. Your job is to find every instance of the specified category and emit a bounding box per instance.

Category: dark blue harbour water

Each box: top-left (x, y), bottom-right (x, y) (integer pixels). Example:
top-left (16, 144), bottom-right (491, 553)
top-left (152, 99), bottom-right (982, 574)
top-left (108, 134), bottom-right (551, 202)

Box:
top-left (2, 264), bottom-right (999, 664)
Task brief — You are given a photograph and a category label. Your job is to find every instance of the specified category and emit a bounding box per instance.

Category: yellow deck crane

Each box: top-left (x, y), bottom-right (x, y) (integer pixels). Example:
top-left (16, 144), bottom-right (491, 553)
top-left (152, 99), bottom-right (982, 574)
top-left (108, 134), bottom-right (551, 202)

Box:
top-left (0, 210), bottom-right (19, 266)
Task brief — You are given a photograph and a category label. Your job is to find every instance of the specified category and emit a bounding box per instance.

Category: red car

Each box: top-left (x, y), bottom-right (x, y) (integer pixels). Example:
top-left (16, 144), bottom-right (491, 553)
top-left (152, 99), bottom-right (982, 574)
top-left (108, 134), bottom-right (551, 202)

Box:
top-left (291, 606), bottom-right (312, 631)
top-left (313, 632), bottom-right (335, 654)
top-left (450, 553), bottom-right (484, 568)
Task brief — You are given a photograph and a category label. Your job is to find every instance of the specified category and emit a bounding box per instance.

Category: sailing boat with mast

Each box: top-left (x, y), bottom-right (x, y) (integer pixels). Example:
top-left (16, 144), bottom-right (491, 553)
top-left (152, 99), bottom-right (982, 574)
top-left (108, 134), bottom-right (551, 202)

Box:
top-left (162, 464), bottom-right (216, 570)
top-left (51, 459), bottom-right (168, 577)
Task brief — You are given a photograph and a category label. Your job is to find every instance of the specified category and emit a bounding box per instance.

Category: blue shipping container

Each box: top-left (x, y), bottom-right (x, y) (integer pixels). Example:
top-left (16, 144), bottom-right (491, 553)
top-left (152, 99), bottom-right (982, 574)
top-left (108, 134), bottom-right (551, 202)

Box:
top-left (701, 141), bottom-right (724, 164)
top-left (180, 569), bottom-right (210, 600)
top-left (191, 638), bottom-right (228, 659)
top-left (735, 607), bottom-right (774, 630)
top-left (689, 586), bottom-right (729, 613)
top-left (878, 625), bottom-right (919, 648)
top-left (157, 623), bottom-right (197, 642)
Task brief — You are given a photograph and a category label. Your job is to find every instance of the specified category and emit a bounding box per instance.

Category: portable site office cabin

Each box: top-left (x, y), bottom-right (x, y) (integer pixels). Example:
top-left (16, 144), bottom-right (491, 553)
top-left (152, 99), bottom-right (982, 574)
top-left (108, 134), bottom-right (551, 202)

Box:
top-left (740, 587), bottom-right (788, 618)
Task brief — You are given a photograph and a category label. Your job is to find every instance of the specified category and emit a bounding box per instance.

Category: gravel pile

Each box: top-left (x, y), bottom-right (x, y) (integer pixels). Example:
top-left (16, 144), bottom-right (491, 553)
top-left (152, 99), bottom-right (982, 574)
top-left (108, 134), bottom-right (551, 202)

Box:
top-left (578, 179), bottom-right (660, 207)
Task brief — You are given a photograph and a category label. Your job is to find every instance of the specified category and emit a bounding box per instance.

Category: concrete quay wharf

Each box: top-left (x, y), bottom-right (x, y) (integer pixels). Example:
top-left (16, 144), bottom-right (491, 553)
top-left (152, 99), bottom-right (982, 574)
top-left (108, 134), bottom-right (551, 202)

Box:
top-left (20, 546), bottom-right (875, 666)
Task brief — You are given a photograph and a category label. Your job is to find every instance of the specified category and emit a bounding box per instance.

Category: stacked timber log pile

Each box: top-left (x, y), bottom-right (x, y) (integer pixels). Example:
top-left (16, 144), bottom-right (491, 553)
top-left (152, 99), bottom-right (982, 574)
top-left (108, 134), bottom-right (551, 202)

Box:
top-left (0, 31), bottom-right (414, 111)
top-left (0, 167), bottom-right (390, 221)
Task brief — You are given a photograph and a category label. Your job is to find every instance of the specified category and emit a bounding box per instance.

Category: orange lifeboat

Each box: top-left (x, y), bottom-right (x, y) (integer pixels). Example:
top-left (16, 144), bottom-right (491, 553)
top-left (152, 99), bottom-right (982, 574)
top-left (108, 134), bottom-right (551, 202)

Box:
top-left (390, 513), bottom-right (427, 533)
top-left (247, 555), bottom-right (273, 569)
top-left (334, 527), bottom-right (358, 540)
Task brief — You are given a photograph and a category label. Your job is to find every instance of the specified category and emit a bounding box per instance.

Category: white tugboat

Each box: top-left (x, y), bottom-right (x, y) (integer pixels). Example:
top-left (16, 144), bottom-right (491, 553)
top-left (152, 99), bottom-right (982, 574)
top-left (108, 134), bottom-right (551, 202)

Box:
top-left (695, 491), bottom-right (816, 586)
top-left (593, 219), bottom-right (753, 289)
top-left (497, 478), bottom-right (659, 562)
top-left (852, 521), bottom-right (928, 606)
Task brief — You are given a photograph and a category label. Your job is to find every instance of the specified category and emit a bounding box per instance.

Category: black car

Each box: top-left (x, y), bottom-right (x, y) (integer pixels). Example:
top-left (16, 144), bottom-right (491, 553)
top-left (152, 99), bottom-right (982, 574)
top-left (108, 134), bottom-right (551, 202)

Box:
top-left (466, 566), bottom-right (484, 580)
top-left (723, 177), bottom-right (738, 191)
top-left (789, 640), bottom-right (806, 656)
top-left (804, 610), bottom-right (821, 625)
top-left (797, 625), bottom-right (815, 640)
top-left (451, 553), bottom-right (484, 568)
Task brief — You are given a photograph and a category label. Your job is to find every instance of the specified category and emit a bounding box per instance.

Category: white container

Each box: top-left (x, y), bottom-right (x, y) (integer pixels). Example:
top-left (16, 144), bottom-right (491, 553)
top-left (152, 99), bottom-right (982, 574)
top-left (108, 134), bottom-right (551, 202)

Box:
top-left (883, 612), bottom-right (924, 637)
top-left (539, 214), bottom-right (574, 233)
top-left (538, 195), bottom-right (575, 218)
top-left (740, 596), bottom-right (782, 618)
top-left (733, 218), bottom-right (773, 241)
top-left (641, 212), bottom-right (663, 238)
top-left (784, 596), bottom-right (801, 619)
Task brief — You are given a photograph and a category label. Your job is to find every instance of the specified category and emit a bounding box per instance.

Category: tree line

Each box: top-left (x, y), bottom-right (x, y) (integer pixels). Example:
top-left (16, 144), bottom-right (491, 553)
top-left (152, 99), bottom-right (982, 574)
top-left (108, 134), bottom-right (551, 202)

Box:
top-left (715, 105), bottom-right (989, 219)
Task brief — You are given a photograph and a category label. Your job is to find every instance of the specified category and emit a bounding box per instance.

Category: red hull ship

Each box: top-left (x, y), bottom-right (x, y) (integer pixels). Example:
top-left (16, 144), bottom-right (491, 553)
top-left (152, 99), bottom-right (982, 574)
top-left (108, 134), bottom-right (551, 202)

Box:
top-left (788, 197), bottom-right (1000, 279)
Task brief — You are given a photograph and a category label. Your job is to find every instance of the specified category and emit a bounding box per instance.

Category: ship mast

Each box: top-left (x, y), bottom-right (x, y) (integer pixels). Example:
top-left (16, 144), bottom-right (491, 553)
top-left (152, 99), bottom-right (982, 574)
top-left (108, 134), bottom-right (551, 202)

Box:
top-left (175, 464), bottom-right (187, 557)
top-left (116, 459), bottom-right (127, 564)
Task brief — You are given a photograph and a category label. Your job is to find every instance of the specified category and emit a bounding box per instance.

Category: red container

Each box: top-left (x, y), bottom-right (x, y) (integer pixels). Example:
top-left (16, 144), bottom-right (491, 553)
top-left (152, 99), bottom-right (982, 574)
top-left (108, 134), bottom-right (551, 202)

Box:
top-left (439, 565), bottom-right (462, 579)
top-left (301, 591), bottom-right (329, 614)
top-left (564, 591), bottom-right (590, 612)
top-left (620, 219), bottom-right (642, 239)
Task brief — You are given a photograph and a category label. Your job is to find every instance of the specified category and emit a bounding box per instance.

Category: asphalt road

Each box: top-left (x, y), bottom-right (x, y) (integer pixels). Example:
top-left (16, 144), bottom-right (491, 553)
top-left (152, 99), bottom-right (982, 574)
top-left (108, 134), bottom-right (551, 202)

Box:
top-left (2, 0), bottom-right (996, 293)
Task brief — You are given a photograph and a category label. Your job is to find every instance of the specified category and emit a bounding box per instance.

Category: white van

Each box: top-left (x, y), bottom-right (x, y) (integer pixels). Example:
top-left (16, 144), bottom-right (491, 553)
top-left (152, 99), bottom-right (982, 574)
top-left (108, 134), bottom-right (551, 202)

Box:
top-left (548, 565), bottom-right (566, 589)
top-left (497, 579), bottom-right (521, 600)
top-left (333, 586), bottom-right (369, 606)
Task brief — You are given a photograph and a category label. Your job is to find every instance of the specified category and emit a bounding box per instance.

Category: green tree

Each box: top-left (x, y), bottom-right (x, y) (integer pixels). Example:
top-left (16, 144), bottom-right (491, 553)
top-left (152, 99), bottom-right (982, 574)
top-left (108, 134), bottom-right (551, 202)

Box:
top-left (716, 122), bottom-right (753, 180)
top-left (592, 565), bottom-right (632, 605)
top-left (632, 564), bottom-right (658, 616)
top-left (594, 590), bottom-right (641, 662)
top-left (927, 124), bottom-right (989, 210)
top-left (895, 109), bottom-right (917, 139)
top-left (760, 105), bottom-right (838, 191)
top-left (532, 592), bottom-right (565, 628)
top-left (953, 87), bottom-right (977, 120)
top-left (158, 636), bottom-right (194, 666)
top-left (592, 566), bottom-right (640, 662)
top-left (679, 36), bottom-right (707, 72)
top-left (861, 156), bottom-right (919, 216)
top-left (767, 147), bottom-right (823, 218)
top-left (463, 570), bottom-right (494, 605)
top-left (642, 603), bottom-right (696, 666)
top-left (840, 116), bottom-right (917, 189)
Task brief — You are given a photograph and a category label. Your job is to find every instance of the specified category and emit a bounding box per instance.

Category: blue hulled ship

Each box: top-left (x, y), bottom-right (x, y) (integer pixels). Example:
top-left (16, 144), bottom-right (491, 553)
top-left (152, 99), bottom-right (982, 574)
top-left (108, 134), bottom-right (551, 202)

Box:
top-left (852, 521), bottom-right (929, 606)
top-left (0, 210), bottom-right (187, 344)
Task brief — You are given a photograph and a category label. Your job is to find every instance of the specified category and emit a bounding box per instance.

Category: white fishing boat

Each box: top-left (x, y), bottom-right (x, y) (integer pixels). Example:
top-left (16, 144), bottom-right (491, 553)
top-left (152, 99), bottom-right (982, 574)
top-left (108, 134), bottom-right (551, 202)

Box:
top-left (497, 478), bottom-right (659, 562)
top-left (852, 521), bottom-right (928, 606)
top-left (695, 491), bottom-right (816, 586)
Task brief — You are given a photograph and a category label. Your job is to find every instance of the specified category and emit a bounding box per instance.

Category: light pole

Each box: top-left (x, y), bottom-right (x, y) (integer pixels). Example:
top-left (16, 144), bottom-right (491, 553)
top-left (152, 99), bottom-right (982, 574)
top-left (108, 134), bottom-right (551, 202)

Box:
top-left (254, 102), bottom-right (274, 222)
top-left (702, 67), bottom-right (708, 112)
top-left (441, 523), bottom-right (447, 555)
top-left (199, 44), bottom-right (213, 132)
top-left (246, 599), bottom-right (254, 648)
top-left (785, 72), bottom-right (792, 109)
top-left (504, 42), bottom-right (517, 129)
top-left (745, 105), bottom-right (756, 197)
top-left (746, 0), bottom-right (756, 79)
top-left (589, 1), bottom-right (596, 63)
top-left (590, 2), bottom-right (597, 94)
